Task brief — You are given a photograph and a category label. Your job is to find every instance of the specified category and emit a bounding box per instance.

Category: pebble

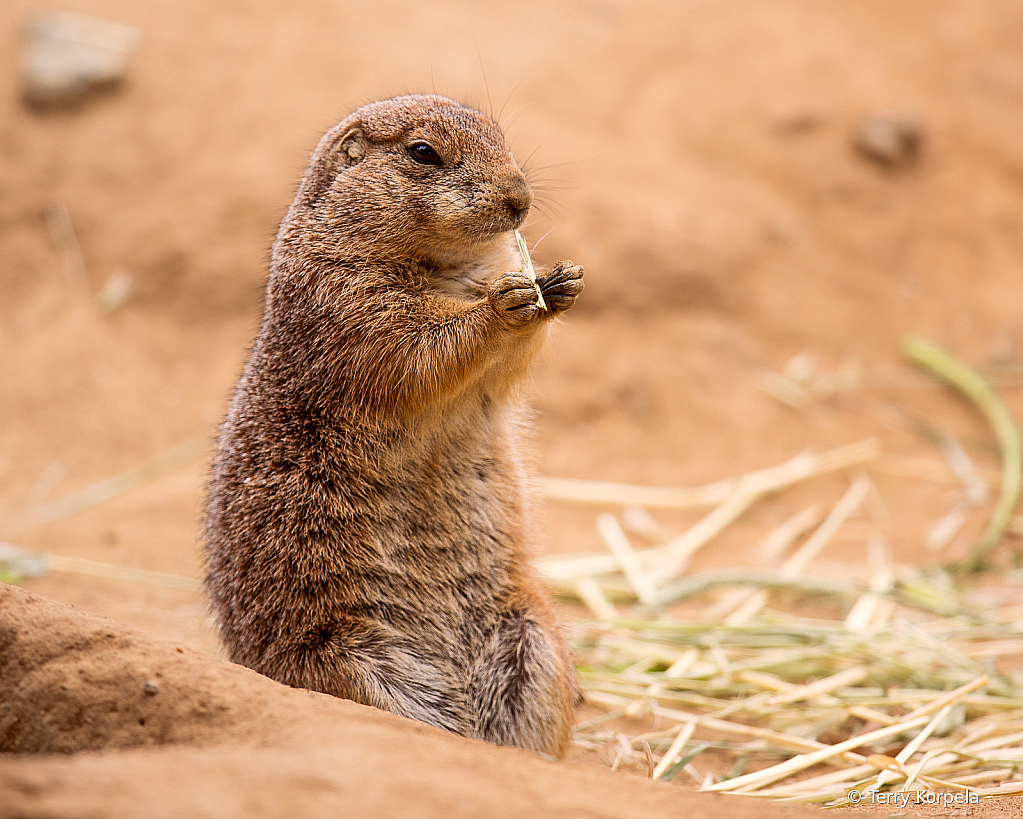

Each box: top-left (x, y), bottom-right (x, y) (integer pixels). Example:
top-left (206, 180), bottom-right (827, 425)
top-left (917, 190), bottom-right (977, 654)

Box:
top-left (853, 112), bottom-right (923, 167)
top-left (22, 12), bottom-right (137, 107)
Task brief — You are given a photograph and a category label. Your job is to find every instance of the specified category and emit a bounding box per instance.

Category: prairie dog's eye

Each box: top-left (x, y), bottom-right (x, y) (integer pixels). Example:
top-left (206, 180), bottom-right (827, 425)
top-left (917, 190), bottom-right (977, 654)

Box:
top-left (408, 142), bottom-right (443, 166)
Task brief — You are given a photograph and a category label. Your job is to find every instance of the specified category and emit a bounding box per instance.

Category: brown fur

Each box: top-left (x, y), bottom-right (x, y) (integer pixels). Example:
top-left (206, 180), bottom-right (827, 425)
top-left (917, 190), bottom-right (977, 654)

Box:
top-left (204, 95), bottom-right (584, 757)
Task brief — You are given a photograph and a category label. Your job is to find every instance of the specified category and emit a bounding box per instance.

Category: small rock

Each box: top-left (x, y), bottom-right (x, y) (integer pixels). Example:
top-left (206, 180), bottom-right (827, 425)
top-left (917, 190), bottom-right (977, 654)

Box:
top-left (143, 680), bottom-right (159, 696)
top-left (95, 268), bottom-right (133, 314)
top-left (853, 112), bottom-right (923, 167)
top-left (22, 12), bottom-right (137, 108)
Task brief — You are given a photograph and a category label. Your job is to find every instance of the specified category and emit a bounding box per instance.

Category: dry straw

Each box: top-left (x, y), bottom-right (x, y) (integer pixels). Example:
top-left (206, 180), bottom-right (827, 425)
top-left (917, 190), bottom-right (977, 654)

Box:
top-left (515, 228), bottom-right (547, 311)
top-left (572, 579), bottom-right (1023, 804)
top-left (562, 477), bottom-right (1022, 798)
top-left (903, 334), bottom-right (1022, 572)
top-left (557, 338), bottom-right (1023, 804)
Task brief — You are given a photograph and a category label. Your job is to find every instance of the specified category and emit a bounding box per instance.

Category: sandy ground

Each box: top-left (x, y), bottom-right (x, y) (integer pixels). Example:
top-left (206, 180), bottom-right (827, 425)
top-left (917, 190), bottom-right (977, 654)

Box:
top-left (0, 584), bottom-right (838, 818)
top-left (3, 0), bottom-right (1023, 815)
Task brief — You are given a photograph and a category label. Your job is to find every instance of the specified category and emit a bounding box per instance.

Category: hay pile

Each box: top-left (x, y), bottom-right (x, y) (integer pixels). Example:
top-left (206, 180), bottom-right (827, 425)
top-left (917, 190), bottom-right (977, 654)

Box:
top-left (539, 338), bottom-right (1023, 806)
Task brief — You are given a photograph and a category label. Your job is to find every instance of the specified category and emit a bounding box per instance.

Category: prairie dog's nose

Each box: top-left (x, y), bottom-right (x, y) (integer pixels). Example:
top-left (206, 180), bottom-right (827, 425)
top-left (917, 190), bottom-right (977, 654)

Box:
top-left (504, 176), bottom-right (533, 228)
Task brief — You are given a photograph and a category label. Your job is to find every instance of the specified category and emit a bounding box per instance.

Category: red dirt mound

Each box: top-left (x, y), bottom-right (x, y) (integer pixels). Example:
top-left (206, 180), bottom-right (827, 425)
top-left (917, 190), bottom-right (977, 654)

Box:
top-left (0, 584), bottom-right (832, 819)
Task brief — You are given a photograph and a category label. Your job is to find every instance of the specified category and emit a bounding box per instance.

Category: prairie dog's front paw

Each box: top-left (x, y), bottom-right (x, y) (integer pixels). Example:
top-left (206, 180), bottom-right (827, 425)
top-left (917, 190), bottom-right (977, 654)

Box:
top-left (537, 262), bottom-right (584, 315)
top-left (488, 272), bottom-right (542, 327)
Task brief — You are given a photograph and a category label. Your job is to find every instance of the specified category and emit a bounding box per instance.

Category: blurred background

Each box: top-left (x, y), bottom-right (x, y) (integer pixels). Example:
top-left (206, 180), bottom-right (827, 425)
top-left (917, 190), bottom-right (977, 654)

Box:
top-left (2, 0), bottom-right (1023, 655)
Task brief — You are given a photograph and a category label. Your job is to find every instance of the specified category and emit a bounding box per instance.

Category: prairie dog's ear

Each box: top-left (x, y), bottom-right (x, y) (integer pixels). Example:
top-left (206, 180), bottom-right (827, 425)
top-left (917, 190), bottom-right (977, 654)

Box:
top-left (301, 125), bottom-right (366, 207)
top-left (337, 127), bottom-right (366, 166)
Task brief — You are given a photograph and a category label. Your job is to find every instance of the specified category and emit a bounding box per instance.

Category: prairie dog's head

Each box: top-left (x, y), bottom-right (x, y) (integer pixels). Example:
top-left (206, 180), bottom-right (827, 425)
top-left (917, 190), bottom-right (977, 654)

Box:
top-left (289, 95), bottom-right (532, 265)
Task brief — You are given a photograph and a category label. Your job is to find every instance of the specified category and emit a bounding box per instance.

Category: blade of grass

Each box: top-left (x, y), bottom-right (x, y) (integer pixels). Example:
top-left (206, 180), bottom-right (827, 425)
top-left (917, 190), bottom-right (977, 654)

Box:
top-left (575, 577), bottom-right (618, 620)
top-left (726, 480), bottom-right (868, 624)
top-left (597, 513), bottom-right (657, 605)
top-left (904, 334), bottom-right (1022, 572)
top-left (661, 742), bottom-right (710, 783)
top-left (648, 490), bottom-right (758, 585)
top-left (10, 437), bottom-right (207, 532)
top-left (514, 228), bottom-right (547, 310)
top-left (539, 439), bottom-right (880, 508)
top-left (700, 714), bottom-right (932, 793)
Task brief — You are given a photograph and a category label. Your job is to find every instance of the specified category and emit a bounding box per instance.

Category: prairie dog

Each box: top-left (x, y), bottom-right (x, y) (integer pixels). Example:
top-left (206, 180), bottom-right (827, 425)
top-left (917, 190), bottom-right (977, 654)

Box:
top-left (204, 94), bottom-right (584, 756)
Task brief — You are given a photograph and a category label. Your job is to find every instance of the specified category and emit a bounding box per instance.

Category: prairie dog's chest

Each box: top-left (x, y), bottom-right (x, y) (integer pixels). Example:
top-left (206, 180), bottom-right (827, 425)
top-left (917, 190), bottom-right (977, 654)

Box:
top-left (428, 238), bottom-right (521, 300)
